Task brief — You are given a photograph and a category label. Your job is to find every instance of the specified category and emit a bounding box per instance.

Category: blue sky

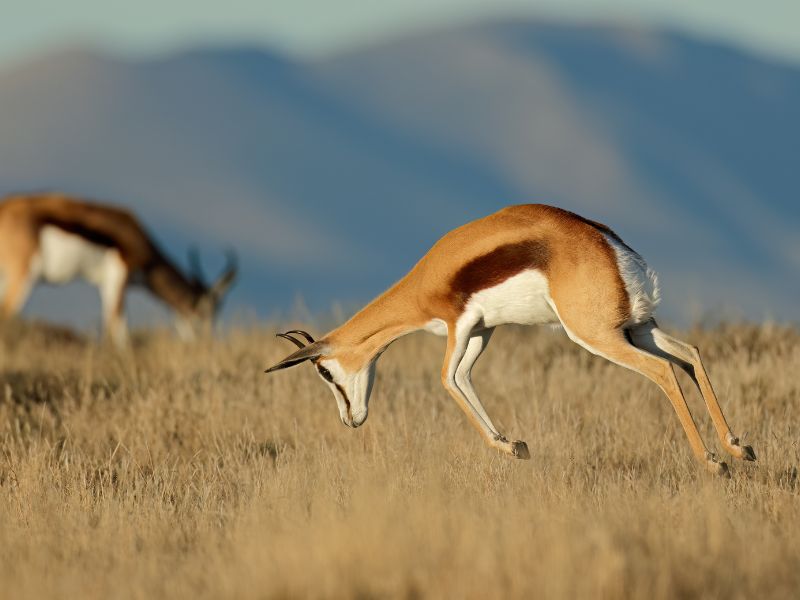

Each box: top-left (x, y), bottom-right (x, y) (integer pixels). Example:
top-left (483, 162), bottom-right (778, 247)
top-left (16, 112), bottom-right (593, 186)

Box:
top-left (4, 0), bottom-right (800, 65)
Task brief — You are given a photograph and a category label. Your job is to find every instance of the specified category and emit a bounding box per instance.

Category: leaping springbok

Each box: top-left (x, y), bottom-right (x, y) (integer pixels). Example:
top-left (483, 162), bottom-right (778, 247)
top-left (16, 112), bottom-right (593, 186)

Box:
top-left (266, 204), bottom-right (755, 475)
top-left (0, 193), bottom-right (237, 346)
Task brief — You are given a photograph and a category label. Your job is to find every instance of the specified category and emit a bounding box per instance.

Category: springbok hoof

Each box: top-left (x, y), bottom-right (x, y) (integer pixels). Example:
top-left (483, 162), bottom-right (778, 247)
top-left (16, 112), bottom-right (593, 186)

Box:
top-left (511, 440), bottom-right (530, 460)
top-left (740, 445), bottom-right (757, 462)
top-left (727, 434), bottom-right (757, 462)
top-left (706, 456), bottom-right (730, 478)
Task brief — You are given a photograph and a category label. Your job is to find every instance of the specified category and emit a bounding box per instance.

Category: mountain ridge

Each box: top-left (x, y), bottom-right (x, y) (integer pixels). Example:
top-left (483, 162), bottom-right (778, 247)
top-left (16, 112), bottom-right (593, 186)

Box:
top-left (1, 19), bottom-right (797, 327)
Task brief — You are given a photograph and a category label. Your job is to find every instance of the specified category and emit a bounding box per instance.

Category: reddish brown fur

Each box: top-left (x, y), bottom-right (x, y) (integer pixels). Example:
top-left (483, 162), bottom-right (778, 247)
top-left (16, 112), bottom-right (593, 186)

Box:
top-left (449, 240), bottom-right (550, 308)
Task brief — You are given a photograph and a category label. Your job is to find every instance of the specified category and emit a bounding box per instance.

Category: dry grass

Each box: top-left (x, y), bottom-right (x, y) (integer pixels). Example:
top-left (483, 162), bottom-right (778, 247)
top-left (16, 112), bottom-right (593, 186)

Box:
top-left (1, 319), bottom-right (799, 599)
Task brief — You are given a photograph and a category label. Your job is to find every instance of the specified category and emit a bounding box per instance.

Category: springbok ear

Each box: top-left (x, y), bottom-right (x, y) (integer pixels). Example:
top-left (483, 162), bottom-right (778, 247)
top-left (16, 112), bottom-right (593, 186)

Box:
top-left (265, 341), bottom-right (327, 373)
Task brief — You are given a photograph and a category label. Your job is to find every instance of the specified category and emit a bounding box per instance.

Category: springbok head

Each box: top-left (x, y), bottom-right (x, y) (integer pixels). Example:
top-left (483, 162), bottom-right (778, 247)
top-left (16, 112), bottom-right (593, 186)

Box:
top-left (265, 330), bottom-right (376, 428)
top-left (182, 248), bottom-right (238, 333)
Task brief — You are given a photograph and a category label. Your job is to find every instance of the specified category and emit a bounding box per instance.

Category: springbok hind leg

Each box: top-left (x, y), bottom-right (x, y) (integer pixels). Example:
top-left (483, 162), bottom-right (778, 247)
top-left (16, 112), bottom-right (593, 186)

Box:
top-left (629, 320), bottom-right (755, 462)
top-left (562, 326), bottom-right (729, 476)
top-left (1, 268), bottom-right (34, 318)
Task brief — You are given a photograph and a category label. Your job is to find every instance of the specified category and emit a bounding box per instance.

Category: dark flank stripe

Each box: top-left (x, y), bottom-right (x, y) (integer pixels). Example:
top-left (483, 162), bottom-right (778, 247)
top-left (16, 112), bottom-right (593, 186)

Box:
top-left (449, 240), bottom-right (550, 307)
top-left (41, 218), bottom-right (119, 250)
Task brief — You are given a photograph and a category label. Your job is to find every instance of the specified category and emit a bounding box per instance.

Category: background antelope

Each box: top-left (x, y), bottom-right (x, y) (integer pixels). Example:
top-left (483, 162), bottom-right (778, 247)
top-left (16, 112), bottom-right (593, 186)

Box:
top-left (0, 193), bottom-right (237, 346)
top-left (266, 204), bottom-right (755, 475)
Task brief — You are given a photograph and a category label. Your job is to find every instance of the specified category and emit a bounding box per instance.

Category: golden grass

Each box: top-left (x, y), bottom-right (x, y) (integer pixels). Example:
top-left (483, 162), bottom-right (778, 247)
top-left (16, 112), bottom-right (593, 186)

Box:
top-left (1, 319), bottom-right (799, 599)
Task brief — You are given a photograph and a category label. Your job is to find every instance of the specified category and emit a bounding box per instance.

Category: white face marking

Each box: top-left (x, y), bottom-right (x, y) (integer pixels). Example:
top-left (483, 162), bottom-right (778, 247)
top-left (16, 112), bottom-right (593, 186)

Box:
top-left (603, 234), bottom-right (660, 326)
top-left (317, 357), bottom-right (376, 428)
top-left (465, 269), bottom-right (559, 328)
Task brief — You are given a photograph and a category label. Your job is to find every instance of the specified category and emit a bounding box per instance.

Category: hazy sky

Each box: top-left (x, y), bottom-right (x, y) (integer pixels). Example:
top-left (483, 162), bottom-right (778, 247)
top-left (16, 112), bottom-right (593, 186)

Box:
top-left (4, 0), bottom-right (800, 66)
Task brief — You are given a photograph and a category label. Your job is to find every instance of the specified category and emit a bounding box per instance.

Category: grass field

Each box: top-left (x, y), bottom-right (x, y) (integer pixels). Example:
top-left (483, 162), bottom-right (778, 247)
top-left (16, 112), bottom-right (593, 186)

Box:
top-left (1, 319), bottom-right (798, 599)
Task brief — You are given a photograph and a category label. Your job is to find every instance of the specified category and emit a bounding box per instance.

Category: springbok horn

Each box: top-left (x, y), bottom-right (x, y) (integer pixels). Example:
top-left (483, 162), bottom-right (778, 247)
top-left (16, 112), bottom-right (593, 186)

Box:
top-left (276, 332), bottom-right (305, 349)
top-left (284, 329), bottom-right (315, 343)
top-left (265, 341), bottom-right (328, 373)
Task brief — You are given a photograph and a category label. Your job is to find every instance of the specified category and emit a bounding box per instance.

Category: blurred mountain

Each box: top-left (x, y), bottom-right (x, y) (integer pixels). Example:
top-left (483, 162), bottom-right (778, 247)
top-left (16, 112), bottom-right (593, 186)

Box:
top-left (1, 21), bottom-right (798, 328)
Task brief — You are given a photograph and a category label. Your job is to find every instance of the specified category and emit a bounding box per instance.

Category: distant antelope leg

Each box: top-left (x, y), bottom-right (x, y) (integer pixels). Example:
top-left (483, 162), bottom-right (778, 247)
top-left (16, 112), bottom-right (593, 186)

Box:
top-left (99, 252), bottom-right (130, 348)
top-left (1, 268), bottom-right (34, 318)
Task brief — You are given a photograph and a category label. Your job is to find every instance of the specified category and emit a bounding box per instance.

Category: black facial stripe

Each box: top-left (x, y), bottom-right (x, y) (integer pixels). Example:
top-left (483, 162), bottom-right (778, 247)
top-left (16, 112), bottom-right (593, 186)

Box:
top-left (318, 365), bottom-right (334, 382)
top-left (334, 382), bottom-right (351, 421)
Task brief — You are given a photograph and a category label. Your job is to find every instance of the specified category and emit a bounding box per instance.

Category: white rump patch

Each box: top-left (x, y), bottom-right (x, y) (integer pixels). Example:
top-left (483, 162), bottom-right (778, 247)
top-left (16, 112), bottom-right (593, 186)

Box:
top-left (604, 234), bottom-right (660, 325)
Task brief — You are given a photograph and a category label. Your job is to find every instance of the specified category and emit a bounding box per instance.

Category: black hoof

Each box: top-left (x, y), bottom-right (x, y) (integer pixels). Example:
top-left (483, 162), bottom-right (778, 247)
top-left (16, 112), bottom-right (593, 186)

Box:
top-left (741, 445), bottom-right (757, 462)
top-left (512, 440), bottom-right (530, 460)
top-left (706, 454), bottom-right (730, 478)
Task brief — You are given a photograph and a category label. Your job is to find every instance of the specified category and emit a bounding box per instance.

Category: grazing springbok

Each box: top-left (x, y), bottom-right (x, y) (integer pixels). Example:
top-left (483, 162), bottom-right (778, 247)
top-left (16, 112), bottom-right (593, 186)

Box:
top-left (0, 193), bottom-right (237, 346)
top-left (266, 204), bottom-right (755, 475)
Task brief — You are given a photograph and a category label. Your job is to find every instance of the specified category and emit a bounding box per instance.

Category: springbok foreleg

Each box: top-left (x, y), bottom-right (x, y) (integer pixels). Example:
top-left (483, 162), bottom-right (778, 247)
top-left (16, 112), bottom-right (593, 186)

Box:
top-left (629, 320), bottom-right (755, 462)
top-left (455, 328), bottom-right (499, 431)
top-left (99, 254), bottom-right (130, 349)
top-left (441, 322), bottom-right (530, 459)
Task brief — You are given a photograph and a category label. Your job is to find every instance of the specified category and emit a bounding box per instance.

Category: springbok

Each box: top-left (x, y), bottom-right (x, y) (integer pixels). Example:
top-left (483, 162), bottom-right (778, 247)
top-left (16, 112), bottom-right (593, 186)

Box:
top-left (266, 204), bottom-right (755, 475)
top-left (0, 193), bottom-right (237, 346)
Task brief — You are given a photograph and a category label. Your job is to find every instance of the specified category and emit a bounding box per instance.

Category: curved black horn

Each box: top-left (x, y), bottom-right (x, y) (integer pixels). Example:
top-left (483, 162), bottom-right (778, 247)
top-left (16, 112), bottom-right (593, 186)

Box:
top-left (276, 332), bottom-right (305, 349)
top-left (265, 340), bottom-right (327, 374)
top-left (284, 329), bottom-right (315, 343)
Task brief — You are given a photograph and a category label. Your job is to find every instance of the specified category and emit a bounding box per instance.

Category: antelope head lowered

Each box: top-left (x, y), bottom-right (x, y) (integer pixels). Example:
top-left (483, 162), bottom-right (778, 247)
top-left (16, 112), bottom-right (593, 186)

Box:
top-left (266, 329), bottom-right (376, 428)
top-left (180, 247), bottom-right (239, 337)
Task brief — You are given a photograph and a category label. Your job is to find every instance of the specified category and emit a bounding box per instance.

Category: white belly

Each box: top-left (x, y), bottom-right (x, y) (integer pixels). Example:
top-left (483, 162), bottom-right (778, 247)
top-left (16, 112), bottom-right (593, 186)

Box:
top-left (36, 226), bottom-right (120, 286)
top-left (466, 269), bottom-right (558, 327)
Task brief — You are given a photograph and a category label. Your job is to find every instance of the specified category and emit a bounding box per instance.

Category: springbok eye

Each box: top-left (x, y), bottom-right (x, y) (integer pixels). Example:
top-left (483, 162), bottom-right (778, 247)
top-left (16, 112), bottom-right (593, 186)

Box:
top-left (318, 365), bottom-right (334, 382)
